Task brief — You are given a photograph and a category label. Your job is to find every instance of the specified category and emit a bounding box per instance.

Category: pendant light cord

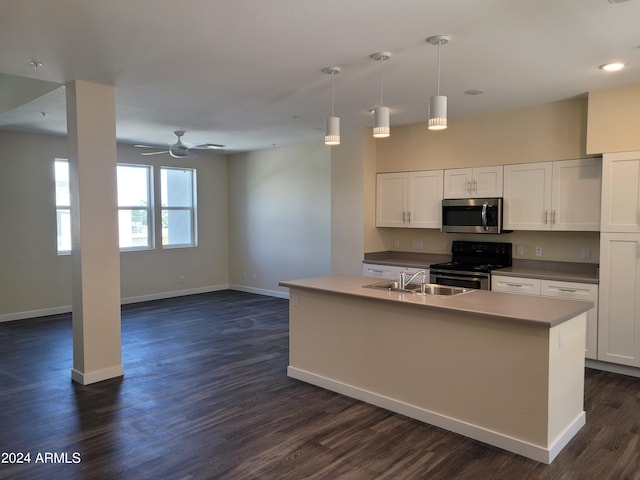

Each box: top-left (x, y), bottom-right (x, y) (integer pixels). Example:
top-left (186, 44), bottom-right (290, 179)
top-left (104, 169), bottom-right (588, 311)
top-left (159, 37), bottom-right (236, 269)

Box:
top-left (379, 57), bottom-right (384, 106)
top-left (331, 71), bottom-right (335, 116)
top-left (436, 41), bottom-right (441, 96)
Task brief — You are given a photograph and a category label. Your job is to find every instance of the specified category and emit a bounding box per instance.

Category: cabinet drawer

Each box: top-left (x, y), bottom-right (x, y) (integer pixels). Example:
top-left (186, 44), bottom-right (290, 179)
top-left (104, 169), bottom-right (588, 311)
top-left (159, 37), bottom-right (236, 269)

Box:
top-left (363, 263), bottom-right (396, 279)
top-left (491, 275), bottom-right (541, 295)
top-left (541, 280), bottom-right (598, 301)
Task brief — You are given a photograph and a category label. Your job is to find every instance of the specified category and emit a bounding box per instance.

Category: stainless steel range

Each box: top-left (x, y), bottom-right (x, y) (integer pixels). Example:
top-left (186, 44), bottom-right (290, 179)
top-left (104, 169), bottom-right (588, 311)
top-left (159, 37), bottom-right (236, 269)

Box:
top-left (429, 241), bottom-right (512, 290)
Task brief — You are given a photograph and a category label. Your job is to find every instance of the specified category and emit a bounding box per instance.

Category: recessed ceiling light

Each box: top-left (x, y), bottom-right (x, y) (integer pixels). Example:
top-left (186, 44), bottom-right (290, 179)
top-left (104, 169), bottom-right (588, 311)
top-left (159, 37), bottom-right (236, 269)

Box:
top-left (464, 89), bottom-right (486, 96)
top-left (599, 62), bottom-right (626, 72)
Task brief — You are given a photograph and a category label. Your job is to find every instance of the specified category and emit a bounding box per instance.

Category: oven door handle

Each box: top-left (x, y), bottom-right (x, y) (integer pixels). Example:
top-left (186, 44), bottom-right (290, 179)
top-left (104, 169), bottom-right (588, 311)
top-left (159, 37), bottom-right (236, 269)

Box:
top-left (481, 202), bottom-right (488, 231)
top-left (431, 273), bottom-right (487, 283)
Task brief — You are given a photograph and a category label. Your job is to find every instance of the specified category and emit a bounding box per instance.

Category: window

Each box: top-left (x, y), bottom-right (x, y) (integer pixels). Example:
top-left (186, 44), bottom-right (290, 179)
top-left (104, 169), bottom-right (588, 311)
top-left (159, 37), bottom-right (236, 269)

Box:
top-left (161, 167), bottom-right (197, 247)
top-left (53, 162), bottom-right (197, 252)
top-left (117, 164), bottom-right (153, 250)
top-left (54, 159), bottom-right (71, 254)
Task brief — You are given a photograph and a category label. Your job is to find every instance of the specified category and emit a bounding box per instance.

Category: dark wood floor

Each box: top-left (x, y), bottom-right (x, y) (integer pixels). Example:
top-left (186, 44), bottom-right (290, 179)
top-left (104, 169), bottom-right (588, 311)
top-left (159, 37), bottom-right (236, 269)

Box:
top-left (1, 291), bottom-right (639, 480)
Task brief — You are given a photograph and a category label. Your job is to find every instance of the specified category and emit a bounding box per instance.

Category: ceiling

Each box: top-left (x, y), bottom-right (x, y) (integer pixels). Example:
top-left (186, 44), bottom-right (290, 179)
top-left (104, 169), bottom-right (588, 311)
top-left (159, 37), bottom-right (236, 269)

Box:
top-left (0, 0), bottom-right (638, 154)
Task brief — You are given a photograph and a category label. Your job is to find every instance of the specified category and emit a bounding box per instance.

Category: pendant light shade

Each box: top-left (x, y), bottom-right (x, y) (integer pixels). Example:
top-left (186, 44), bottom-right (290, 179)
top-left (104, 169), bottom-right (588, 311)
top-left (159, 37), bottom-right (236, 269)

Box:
top-left (323, 66), bottom-right (341, 145)
top-left (428, 95), bottom-right (447, 130)
top-left (426, 34), bottom-right (450, 131)
top-left (325, 116), bottom-right (340, 145)
top-left (373, 106), bottom-right (390, 138)
top-left (371, 52), bottom-right (391, 138)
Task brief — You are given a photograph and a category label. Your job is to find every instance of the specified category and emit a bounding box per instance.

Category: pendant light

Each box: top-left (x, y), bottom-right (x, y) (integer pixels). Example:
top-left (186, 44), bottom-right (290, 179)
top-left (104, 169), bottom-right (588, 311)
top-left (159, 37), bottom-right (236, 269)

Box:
top-left (427, 34), bottom-right (450, 131)
top-left (370, 52), bottom-right (391, 138)
top-left (323, 66), bottom-right (341, 145)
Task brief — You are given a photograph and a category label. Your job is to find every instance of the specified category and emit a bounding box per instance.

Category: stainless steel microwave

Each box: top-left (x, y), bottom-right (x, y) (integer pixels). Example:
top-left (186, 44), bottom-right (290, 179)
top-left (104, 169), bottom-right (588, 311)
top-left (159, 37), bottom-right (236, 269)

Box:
top-left (441, 198), bottom-right (508, 234)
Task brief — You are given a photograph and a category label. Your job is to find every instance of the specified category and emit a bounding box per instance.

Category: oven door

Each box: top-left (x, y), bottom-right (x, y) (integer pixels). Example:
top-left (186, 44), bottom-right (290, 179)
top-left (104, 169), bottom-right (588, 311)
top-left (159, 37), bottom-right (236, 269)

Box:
top-left (430, 271), bottom-right (489, 290)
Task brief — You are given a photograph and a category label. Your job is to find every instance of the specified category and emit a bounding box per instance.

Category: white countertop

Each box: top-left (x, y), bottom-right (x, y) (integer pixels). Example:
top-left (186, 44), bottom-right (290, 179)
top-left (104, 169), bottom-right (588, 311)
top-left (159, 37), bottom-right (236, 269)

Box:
top-left (279, 274), bottom-right (593, 328)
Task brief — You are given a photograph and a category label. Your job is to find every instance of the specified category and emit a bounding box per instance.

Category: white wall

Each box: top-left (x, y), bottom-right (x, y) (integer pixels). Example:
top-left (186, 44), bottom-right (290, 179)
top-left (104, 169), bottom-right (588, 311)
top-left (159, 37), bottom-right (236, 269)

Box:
top-left (228, 141), bottom-right (331, 297)
top-left (0, 130), bottom-right (229, 320)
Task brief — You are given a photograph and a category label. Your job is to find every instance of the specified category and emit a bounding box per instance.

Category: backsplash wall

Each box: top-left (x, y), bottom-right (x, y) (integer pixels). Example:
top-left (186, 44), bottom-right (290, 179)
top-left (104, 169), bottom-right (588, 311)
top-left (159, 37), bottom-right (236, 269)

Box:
top-left (375, 229), bottom-right (600, 264)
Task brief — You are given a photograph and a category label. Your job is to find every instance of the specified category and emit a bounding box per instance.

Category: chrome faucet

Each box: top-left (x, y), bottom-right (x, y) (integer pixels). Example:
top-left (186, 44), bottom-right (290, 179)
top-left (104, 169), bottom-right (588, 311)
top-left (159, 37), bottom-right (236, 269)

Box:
top-left (399, 269), bottom-right (427, 290)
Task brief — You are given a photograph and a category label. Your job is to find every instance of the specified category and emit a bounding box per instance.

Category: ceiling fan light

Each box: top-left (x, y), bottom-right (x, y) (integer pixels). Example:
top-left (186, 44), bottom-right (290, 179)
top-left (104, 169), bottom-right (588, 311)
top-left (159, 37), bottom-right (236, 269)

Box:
top-left (428, 95), bottom-right (447, 130)
top-left (373, 106), bottom-right (390, 138)
top-left (325, 116), bottom-right (340, 145)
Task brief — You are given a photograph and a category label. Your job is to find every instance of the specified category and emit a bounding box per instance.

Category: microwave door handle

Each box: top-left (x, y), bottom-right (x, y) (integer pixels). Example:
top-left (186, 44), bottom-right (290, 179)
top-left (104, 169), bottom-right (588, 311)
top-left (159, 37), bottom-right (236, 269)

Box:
top-left (481, 203), bottom-right (488, 230)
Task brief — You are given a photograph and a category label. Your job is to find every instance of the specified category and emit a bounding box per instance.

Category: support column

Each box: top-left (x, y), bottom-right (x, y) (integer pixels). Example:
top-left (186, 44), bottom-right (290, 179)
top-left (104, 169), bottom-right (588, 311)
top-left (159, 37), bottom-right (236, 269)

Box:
top-left (66, 80), bottom-right (123, 385)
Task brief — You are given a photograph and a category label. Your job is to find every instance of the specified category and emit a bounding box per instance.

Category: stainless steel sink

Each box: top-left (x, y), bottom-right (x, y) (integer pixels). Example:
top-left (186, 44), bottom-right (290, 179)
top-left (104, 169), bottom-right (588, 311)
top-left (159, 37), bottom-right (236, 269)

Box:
top-left (363, 281), bottom-right (472, 296)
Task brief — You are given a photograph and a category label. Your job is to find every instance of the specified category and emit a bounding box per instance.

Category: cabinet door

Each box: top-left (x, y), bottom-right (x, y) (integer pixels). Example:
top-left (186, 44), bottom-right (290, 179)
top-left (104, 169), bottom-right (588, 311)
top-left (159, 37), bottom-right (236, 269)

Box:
top-left (503, 162), bottom-right (552, 230)
top-left (598, 233), bottom-right (640, 367)
top-left (408, 170), bottom-right (443, 228)
top-left (474, 165), bottom-right (504, 197)
top-left (443, 168), bottom-right (473, 199)
top-left (376, 173), bottom-right (407, 227)
top-left (541, 279), bottom-right (598, 360)
top-left (552, 158), bottom-right (602, 231)
top-left (601, 152), bottom-right (640, 233)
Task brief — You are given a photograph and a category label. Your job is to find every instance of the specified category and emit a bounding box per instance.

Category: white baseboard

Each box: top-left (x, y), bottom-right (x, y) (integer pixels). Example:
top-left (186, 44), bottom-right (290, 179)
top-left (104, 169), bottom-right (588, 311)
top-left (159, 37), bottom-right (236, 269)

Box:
top-left (120, 284), bottom-right (229, 305)
top-left (228, 284), bottom-right (289, 299)
top-left (0, 284), bottom-right (230, 323)
top-left (287, 366), bottom-right (584, 464)
top-left (71, 364), bottom-right (124, 385)
top-left (586, 359), bottom-right (640, 378)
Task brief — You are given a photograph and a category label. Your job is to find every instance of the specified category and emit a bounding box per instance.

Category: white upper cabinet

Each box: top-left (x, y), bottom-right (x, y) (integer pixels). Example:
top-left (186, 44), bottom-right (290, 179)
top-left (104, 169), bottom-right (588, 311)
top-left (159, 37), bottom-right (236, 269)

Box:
top-left (376, 173), bottom-right (407, 228)
top-left (503, 162), bottom-right (553, 230)
top-left (376, 171), bottom-right (443, 228)
top-left (407, 170), bottom-right (444, 228)
top-left (503, 159), bottom-right (601, 231)
top-left (443, 165), bottom-right (503, 198)
top-left (551, 158), bottom-right (602, 231)
top-left (601, 151), bottom-right (640, 233)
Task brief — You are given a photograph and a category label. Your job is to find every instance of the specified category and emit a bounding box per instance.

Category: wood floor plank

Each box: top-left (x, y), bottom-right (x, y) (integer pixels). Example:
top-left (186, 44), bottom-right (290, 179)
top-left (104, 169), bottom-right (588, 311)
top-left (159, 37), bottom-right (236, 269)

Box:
top-left (1, 290), bottom-right (640, 479)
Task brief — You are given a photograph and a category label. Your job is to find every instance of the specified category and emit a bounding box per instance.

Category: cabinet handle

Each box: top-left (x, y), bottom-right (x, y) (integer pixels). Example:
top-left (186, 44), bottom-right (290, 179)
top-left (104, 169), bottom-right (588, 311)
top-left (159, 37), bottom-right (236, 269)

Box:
top-left (473, 178), bottom-right (478, 193)
top-left (402, 211), bottom-right (406, 223)
top-left (552, 210), bottom-right (557, 224)
top-left (544, 210), bottom-right (549, 224)
top-left (506, 283), bottom-right (523, 287)
top-left (557, 288), bottom-right (577, 293)
top-left (407, 211), bottom-right (412, 224)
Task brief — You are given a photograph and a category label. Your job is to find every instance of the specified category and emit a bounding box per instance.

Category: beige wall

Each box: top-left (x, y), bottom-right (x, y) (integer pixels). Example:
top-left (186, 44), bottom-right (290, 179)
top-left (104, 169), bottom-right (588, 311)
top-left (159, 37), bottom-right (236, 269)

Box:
top-left (376, 97), bottom-right (588, 172)
top-left (587, 83), bottom-right (640, 155)
top-left (367, 97), bottom-right (601, 260)
top-left (0, 131), bottom-right (229, 319)
top-left (227, 141), bottom-right (331, 295)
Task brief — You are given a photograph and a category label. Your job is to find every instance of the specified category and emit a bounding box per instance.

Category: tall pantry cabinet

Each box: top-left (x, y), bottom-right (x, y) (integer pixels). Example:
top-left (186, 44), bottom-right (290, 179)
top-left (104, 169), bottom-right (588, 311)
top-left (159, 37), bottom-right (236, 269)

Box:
top-left (599, 151), bottom-right (640, 367)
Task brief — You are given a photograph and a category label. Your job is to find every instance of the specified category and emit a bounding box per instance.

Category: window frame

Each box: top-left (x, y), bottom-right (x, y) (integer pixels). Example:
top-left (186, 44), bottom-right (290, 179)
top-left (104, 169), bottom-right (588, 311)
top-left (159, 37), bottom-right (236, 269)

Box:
top-left (117, 163), bottom-right (154, 252)
top-left (54, 158), bottom-right (71, 255)
top-left (160, 166), bottom-right (198, 249)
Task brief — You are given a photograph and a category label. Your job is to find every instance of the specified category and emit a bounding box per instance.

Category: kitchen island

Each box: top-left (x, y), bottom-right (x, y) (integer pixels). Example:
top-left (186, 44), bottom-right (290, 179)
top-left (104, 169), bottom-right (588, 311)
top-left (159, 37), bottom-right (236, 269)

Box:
top-left (279, 275), bottom-right (593, 464)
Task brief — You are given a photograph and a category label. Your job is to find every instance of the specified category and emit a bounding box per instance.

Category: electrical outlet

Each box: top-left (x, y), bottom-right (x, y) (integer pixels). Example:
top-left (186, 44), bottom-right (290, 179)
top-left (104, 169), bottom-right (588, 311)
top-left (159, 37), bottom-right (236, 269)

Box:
top-left (535, 246), bottom-right (543, 257)
top-left (393, 239), bottom-right (400, 249)
top-left (559, 330), bottom-right (565, 349)
top-left (291, 294), bottom-right (299, 307)
top-left (516, 244), bottom-right (524, 256)
top-left (581, 248), bottom-right (590, 260)
top-left (411, 240), bottom-right (424, 250)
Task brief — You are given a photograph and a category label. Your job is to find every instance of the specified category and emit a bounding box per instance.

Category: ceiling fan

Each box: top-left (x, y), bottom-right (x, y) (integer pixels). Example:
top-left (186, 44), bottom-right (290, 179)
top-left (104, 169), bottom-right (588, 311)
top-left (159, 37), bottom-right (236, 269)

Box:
top-left (134, 131), bottom-right (225, 158)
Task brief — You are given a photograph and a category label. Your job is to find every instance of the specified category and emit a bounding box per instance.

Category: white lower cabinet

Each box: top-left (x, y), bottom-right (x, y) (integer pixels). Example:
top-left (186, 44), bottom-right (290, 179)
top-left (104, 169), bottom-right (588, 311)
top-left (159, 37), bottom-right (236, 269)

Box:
top-left (492, 275), bottom-right (598, 359)
top-left (598, 233), bottom-right (640, 367)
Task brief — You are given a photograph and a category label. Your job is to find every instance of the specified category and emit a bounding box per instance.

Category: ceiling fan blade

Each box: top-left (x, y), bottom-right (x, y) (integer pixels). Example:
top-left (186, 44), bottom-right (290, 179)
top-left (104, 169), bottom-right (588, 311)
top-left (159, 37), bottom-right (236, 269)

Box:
top-left (192, 143), bottom-right (226, 151)
top-left (140, 150), bottom-right (169, 156)
top-left (134, 144), bottom-right (162, 149)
